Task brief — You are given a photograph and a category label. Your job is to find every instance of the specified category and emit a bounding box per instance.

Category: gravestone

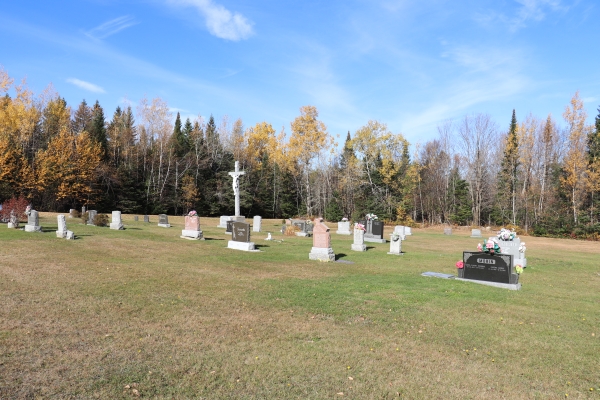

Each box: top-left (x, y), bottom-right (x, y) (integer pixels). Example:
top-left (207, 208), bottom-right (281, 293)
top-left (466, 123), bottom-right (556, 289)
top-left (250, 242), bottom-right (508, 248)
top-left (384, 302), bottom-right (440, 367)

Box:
top-left (227, 221), bottom-right (258, 251)
top-left (405, 227), bottom-right (412, 235)
top-left (388, 232), bottom-right (403, 255)
top-left (158, 214), bottom-right (170, 228)
top-left (293, 220), bottom-right (308, 237)
top-left (336, 221), bottom-right (351, 235)
top-left (25, 209), bottom-right (42, 232)
top-left (470, 229), bottom-right (482, 238)
top-left (87, 210), bottom-right (97, 225)
top-left (393, 226), bottom-right (406, 240)
top-left (286, 218), bottom-right (292, 225)
top-left (110, 211), bottom-right (124, 230)
top-left (81, 205), bottom-right (86, 214)
top-left (351, 225), bottom-right (366, 252)
top-left (444, 227), bottom-right (452, 235)
top-left (144, 215), bottom-right (150, 223)
top-left (494, 236), bottom-right (527, 268)
top-left (253, 216), bottom-right (262, 233)
top-left (134, 216), bottom-right (139, 222)
top-left (226, 220), bottom-right (234, 234)
top-left (360, 219), bottom-right (386, 243)
top-left (68, 209), bottom-right (77, 218)
top-left (181, 215), bottom-right (204, 240)
top-left (8, 210), bottom-right (19, 228)
top-left (281, 225), bottom-right (287, 234)
top-left (56, 214), bottom-right (67, 237)
top-left (459, 251), bottom-right (520, 289)
top-left (56, 214), bottom-right (75, 239)
top-left (309, 218), bottom-right (335, 262)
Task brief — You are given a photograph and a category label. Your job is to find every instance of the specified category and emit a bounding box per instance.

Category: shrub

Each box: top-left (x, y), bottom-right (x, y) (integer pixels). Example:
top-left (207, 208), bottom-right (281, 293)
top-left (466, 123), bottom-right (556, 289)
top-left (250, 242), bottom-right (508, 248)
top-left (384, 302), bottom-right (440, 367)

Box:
top-left (284, 225), bottom-right (299, 236)
top-left (81, 211), bottom-right (89, 224)
top-left (1, 196), bottom-right (29, 222)
top-left (93, 213), bottom-right (109, 227)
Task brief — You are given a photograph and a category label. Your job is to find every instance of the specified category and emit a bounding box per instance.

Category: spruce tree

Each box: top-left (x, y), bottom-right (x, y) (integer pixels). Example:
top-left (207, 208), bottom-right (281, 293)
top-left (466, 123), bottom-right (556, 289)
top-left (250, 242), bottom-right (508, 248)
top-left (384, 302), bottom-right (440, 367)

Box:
top-left (86, 100), bottom-right (108, 159)
top-left (497, 109), bottom-right (519, 225)
top-left (72, 99), bottom-right (92, 134)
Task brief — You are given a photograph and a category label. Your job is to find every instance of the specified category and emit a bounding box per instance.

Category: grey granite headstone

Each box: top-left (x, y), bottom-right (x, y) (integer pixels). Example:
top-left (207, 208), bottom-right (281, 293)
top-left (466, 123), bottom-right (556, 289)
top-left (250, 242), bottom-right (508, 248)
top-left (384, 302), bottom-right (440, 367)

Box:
top-left (56, 214), bottom-right (67, 238)
top-left (253, 216), bottom-right (262, 232)
top-left (25, 209), bottom-right (42, 232)
top-left (158, 214), bottom-right (170, 228)
top-left (87, 210), bottom-right (97, 225)
top-left (470, 229), bottom-right (482, 238)
top-left (68, 209), bottom-right (76, 218)
top-left (336, 221), bottom-right (351, 235)
top-left (144, 215), bottom-right (149, 223)
top-left (110, 211), bottom-right (124, 230)
top-left (134, 215), bottom-right (139, 222)
top-left (444, 228), bottom-right (452, 235)
top-left (351, 226), bottom-right (366, 251)
top-left (387, 233), bottom-right (402, 255)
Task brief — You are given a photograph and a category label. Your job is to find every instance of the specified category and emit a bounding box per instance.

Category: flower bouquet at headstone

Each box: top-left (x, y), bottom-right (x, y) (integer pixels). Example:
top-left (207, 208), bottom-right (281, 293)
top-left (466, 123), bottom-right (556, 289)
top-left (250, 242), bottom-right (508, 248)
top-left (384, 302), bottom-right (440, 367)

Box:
top-left (455, 260), bottom-right (464, 278)
top-left (477, 238), bottom-right (502, 255)
top-left (497, 228), bottom-right (517, 241)
top-left (365, 213), bottom-right (378, 221)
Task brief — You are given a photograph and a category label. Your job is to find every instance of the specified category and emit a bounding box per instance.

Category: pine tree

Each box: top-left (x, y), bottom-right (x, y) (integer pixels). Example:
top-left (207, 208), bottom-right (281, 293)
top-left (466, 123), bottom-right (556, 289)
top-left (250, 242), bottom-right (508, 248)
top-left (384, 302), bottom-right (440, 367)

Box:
top-left (86, 100), bottom-right (108, 159)
top-left (586, 106), bottom-right (600, 223)
top-left (72, 100), bottom-right (92, 134)
top-left (497, 109), bottom-right (520, 225)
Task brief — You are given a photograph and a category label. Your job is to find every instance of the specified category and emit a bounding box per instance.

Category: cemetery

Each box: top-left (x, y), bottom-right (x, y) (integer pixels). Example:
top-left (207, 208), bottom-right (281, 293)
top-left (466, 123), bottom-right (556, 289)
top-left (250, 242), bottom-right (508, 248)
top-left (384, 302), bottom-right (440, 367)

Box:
top-left (1, 213), bottom-right (599, 398)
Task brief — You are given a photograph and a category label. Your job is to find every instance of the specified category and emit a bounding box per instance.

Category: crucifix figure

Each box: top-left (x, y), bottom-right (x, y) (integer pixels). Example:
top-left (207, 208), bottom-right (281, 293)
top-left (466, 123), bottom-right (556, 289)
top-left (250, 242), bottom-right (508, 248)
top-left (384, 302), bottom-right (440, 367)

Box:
top-left (228, 161), bottom-right (245, 217)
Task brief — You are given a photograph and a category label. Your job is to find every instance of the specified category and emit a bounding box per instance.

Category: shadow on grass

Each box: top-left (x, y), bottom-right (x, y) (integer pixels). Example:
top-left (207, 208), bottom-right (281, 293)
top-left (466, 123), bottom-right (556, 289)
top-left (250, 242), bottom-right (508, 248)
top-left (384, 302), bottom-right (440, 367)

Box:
top-left (255, 244), bottom-right (270, 249)
top-left (124, 227), bottom-right (142, 230)
top-left (204, 237), bottom-right (225, 241)
top-left (366, 246), bottom-right (376, 250)
top-left (335, 253), bottom-right (348, 260)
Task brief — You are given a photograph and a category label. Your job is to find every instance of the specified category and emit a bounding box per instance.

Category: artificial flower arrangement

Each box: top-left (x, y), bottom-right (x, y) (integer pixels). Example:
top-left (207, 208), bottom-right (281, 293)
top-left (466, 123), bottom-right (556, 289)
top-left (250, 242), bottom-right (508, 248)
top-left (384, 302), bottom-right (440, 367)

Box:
top-left (188, 210), bottom-right (198, 217)
top-left (391, 233), bottom-right (401, 241)
top-left (354, 222), bottom-right (366, 231)
top-left (515, 264), bottom-right (524, 274)
top-left (519, 242), bottom-right (526, 253)
top-left (477, 238), bottom-right (502, 255)
top-left (341, 217), bottom-right (348, 221)
top-left (497, 228), bottom-right (517, 241)
top-left (365, 213), bottom-right (378, 221)
top-left (455, 260), bottom-right (464, 269)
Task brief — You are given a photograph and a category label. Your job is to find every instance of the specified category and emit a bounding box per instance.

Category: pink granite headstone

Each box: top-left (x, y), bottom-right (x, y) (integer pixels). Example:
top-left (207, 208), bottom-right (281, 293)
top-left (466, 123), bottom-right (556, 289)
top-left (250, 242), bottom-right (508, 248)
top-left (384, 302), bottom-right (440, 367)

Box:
top-left (185, 215), bottom-right (200, 231)
top-left (312, 219), bottom-right (331, 248)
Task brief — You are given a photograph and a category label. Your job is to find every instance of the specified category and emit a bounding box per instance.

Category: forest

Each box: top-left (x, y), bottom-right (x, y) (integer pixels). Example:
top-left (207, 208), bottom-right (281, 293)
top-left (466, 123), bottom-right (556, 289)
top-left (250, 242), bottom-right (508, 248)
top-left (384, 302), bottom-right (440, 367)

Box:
top-left (1, 68), bottom-right (600, 238)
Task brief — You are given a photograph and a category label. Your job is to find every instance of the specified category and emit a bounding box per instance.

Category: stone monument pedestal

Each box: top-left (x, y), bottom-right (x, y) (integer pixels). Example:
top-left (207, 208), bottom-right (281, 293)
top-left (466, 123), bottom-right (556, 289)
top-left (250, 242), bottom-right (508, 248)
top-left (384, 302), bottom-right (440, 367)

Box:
top-left (25, 225), bottom-right (42, 232)
top-left (308, 247), bottom-right (335, 261)
top-left (181, 229), bottom-right (204, 240)
top-left (227, 240), bottom-right (258, 251)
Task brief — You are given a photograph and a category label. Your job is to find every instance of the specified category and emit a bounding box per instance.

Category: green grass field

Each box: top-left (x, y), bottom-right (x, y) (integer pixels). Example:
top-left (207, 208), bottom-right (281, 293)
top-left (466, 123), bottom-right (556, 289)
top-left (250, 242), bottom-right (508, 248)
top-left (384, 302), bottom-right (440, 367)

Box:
top-left (1, 213), bottom-right (599, 399)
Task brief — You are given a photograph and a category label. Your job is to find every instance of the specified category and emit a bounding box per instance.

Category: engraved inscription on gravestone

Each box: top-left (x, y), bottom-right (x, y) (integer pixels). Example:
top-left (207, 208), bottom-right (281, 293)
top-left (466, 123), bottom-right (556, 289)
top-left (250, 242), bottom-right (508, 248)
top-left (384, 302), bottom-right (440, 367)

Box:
top-left (232, 222), bottom-right (251, 242)
top-left (462, 252), bottom-right (517, 284)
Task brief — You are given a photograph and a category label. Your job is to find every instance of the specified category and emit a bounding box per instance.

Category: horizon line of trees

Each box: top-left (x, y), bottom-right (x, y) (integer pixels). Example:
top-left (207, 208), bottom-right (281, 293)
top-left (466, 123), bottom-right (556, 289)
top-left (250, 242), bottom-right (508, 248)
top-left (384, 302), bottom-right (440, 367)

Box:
top-left (1, 68), bottom-right (600, 239)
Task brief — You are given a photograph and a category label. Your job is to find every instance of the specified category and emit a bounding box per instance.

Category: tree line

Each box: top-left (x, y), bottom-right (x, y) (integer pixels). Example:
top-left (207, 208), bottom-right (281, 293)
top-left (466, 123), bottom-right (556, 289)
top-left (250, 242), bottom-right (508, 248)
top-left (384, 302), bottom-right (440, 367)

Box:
top-left (1, 68), bottom-right (599, 238)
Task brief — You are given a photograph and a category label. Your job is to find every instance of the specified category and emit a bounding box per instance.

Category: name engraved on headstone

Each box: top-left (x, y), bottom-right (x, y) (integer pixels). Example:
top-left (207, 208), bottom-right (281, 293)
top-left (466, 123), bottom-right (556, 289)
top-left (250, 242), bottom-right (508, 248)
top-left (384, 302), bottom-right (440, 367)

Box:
top-left (463, 252), bottom-right (513, 284)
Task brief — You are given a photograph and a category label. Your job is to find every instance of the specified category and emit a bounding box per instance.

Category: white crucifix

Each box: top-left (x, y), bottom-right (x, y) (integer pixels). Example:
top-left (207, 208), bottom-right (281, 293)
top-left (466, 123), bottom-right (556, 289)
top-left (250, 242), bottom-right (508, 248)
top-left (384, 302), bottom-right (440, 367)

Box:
top-left (228, 161), bottom-right (245, 217)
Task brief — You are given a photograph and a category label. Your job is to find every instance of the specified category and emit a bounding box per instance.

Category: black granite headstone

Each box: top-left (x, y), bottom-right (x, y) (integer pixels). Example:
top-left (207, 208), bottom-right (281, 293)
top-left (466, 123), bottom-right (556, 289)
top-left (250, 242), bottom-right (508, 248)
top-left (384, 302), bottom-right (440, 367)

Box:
top-left (462, 252), bottom-right (517, 284)
top-left (372, 221), bottom-right (384, 239)
top-left (226, 220), bottom-right (234, 233)
top-left (293, 221), bottom-right (306, 232)
top-left (232, 222), bottom-right (250, 242)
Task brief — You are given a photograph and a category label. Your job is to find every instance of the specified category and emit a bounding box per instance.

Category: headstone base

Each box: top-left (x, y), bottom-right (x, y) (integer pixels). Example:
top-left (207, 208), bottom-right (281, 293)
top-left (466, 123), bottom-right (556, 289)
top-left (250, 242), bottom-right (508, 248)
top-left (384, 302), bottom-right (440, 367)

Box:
top-left (25, 225), bottom-right (42, 232)
top-left (295, 232), bottom-right (311, 237)
top-left (110, 223), bottom-right (124, 230)
top-left (387, 251), bottom-right (403, 255)
top-left (515, 258), bottom-right (527, 268)
top-left (364, 236), bottom-right (386, 243)
top-left (158, 223), bottom-right (171, 228)
top-left (351, 244), bottom-right (366, 252)
top-left (56, 230), bottom-right (66, 238)
top-left (227, 240), bottom-right (259, 252)
top-left (309, 247), bottom-right (335, 262)
top-left (181, 229), bottom-right (204, 240)
top-left (455, 278), bottom-right (521, 290)
top-left (7, 223), bottom-right (16, 229)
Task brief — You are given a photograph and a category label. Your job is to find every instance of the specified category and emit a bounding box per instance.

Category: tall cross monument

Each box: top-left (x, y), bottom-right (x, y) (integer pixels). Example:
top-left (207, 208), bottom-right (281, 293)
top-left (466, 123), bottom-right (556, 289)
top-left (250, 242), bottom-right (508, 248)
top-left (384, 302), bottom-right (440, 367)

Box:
top-left (228, 161), bottom-right (245, 217)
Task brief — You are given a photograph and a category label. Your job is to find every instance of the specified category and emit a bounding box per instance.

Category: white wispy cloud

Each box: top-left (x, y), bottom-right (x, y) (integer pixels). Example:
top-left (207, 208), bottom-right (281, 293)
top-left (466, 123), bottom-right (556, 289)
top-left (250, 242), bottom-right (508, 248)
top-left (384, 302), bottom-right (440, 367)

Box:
top-left (86, 16), bottom-right (138, 40)
top-left (475, 0), bottom-right (567, 32)
top-left (167, 0), bottom-right (254, 41)
top-left (66, 78), bottom-right (106, 93)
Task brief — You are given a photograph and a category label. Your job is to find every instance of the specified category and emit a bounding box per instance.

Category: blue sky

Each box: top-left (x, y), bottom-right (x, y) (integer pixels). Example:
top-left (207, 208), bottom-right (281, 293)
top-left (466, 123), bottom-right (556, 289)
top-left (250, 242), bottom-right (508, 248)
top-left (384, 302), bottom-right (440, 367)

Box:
top-left (1, 0), bottom-right (599, 145)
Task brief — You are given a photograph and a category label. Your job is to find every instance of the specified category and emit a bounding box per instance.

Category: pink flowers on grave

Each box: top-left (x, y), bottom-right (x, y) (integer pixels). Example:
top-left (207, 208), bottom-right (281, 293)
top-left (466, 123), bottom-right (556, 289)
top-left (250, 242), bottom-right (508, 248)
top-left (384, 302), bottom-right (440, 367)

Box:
top-left (355, 223), bottom-right (366, 231)
top-left (188, 210), bottom-right (198, 217)
top-left (486, 241), bottom-right (494, 249)
top-left (456, 260), bottom-right (464, 269)
top-left (477, 243), bottom-right (483, 251)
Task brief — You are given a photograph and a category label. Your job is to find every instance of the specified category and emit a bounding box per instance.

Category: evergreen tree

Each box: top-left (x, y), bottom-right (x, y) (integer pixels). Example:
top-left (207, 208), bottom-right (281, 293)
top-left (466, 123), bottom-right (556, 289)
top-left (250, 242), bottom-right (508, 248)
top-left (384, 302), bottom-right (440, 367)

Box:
top-left (497, 109), bottom-right (520, 225)
top-left (72, 99), bottom-right (92, 134)
top-left (86, 100), bottom-right (108, 159)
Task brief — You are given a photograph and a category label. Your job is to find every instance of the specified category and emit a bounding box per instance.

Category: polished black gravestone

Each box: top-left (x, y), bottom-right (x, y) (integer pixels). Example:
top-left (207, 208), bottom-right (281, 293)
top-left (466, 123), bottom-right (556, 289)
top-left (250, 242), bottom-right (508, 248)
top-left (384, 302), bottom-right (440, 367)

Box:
top-left (226, 220), bottom-right (234, 234)
top-left (359, 219), bottom-right (386, 243)
top-left (232, 222), bottom-right (251, 242)
top-left (462, 252), bottom-right (518, 284)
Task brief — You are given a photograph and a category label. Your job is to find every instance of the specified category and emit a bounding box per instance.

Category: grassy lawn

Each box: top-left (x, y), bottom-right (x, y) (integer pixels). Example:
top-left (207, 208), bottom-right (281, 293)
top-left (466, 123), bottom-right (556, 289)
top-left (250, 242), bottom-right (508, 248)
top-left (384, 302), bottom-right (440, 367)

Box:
top-left (1, 213), bottom-right (599, 399)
